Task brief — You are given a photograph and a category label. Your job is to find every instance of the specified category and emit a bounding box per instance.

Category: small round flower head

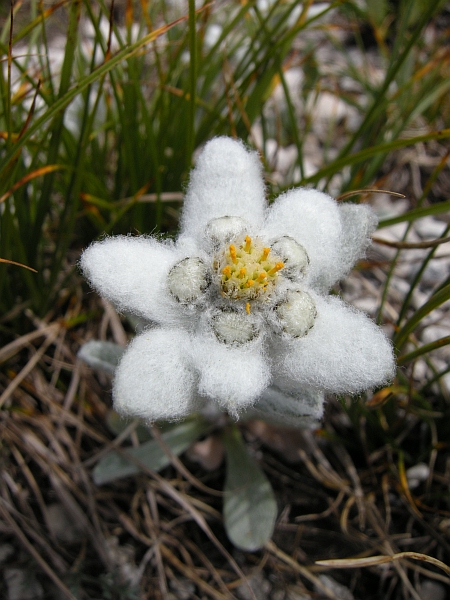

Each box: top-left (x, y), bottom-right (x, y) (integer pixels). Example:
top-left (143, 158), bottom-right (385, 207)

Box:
top-left (80, 137), bottom-right (395, 425)
top-left (205, 216), bottom-right (250, 249)
top-left (167, 257), bottom-right (209, 304)
top-left (215, 234), bottom-right (284, 302)
top-left (276, 290), bottom-right (317, 337)
top-left (270, 236), bottom-right (309, 280)
top-left (211, 308), bottom-right (260, 345)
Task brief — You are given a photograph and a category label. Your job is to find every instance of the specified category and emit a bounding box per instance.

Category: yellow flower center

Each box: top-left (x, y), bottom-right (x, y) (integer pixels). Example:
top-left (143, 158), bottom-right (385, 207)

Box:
top-left (215, 235), bottom-right (284, 302)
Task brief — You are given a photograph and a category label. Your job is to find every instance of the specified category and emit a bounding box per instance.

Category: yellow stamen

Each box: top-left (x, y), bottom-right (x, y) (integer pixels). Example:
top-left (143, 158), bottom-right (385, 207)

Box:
top-left (246, 302), bottom-right (251, 315)
top-left (218, 235), bottom-right (284, 301)
top-left (260, 247), bottom-right (270, 261)
top-left (268, 262), bottom-right (284, 276)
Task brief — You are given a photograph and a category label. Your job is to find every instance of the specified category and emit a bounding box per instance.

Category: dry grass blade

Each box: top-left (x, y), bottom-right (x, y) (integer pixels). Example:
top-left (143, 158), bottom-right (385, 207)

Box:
top-left (316, 552), bottom-right (450, 577)
top-left (336, 189), bottom-right (406, 201)
top-left (0, 326), bottom-right (60, 407)
top-left (0, 502), bottom-right (78, 600)
top-left (160, 543), bottom-right (233, 600)
top-left (0, 257), bottom-right (38, 272)
top-left (265, 541), bottom-right (340, 600)
top-left (0, 165), bottom-right (65, 204)
top-left (118, 192), bottom-right (184, 204)
top-left (0, 322), bottom-right (59, 363)
top-left (372, 235), bottom-right (450, 249)
top-left (150, 426), bottom-right (223, 497)
top-left (153, 472), bottom-right (257, 600)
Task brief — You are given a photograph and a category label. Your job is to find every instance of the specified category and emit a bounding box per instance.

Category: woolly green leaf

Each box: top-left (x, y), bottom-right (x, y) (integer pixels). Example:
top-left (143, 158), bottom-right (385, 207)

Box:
top-left (93, 418), bottom-right (211, 485)
top-left (105, 411), bottom-right (153, 443)
top-left (77, 340), bottom-right (125, 374)
top-left (222, 426), bottom-right (277, 551)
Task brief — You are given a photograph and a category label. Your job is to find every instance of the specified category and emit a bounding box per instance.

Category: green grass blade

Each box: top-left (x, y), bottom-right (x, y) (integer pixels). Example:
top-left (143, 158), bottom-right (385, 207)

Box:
top-left (397, 336), bottom-right (450, 367)
top-left (29, 0), bottom-right (82, 260)
top-left (301, 129), bottom-right (450, 186)
top-left (186, 0), bottom-right (197, 170)
top-left (394, 283), bottom-right (450, 351)
top-left (0, 13), bottom-right (193, 181)
top-left (378, 201), bottom-right (450, 228)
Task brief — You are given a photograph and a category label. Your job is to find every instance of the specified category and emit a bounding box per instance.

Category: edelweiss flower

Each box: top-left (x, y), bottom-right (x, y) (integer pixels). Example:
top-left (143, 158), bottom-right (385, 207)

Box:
top-left (81, 137), bottom-right (395, 426)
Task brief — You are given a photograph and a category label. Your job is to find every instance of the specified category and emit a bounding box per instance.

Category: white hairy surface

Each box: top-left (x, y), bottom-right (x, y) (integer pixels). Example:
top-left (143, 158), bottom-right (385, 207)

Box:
top-left (278, 295), bottom-right (395, 393)
top-left (190, 334), bottom-right (270, 417)
top-left (180, 137), bottom-right (266, 242)
top-left (113, 328), bottom-right (201, 421)
top-left (262, 188), bottom-right (343, 291)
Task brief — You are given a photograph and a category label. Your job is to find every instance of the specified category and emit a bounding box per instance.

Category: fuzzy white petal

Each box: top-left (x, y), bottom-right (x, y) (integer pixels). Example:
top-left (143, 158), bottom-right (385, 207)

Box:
top-left (113, 329), bottom-right (201, 421)
top-left (337, 203), bottom-right (378, 276)
top-left (81, 236), bottom-right (196, 325)
top-left (276, 295), bottom-right (395, 393)
top-left (190, 335), bottom-right (270, 417)
top-left (179, 137), bottom-right (266, 242)
top-left (262, 188), bottom-right (343, 291)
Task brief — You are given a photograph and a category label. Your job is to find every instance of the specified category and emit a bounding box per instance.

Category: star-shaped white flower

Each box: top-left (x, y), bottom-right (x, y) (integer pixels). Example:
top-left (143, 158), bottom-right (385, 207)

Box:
top-left (81, 137), bottom-right (395, 426)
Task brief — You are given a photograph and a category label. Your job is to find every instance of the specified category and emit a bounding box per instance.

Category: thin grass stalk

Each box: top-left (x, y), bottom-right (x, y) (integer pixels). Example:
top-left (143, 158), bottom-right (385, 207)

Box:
top-left (397, 336), bottom-right (450, 367)
top-left (6, 2), bottom-right (13, 154)
top-left (186, 0), bottom-right (197, 172)
top-left (302, 128), bottom-right (450, 187)
top-left (37, 0), bottom-right (55, 103)
top-left (48, 55), bottom-right (107, 307)
top-left (135, 80), bottom-right (163, 231)
top-left (394, 283), bottom-right (450, 350)
top-left (29, 0), bottom-right (82, 260)
top-left (253, 3), bottom-right (304, 178)
top-left (355, 76), bottom-right (450, 190)
top-left (326, 0), bottom-right (443, 181)
top-left (0, 13), bottom-right (193, 182)
top-left (396, 224), bottom-right (450, 326)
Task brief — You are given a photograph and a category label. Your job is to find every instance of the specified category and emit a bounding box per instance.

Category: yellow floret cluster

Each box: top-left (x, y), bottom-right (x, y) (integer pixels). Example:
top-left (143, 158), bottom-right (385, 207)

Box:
top-left (215, 235), bottom-right (284, 307)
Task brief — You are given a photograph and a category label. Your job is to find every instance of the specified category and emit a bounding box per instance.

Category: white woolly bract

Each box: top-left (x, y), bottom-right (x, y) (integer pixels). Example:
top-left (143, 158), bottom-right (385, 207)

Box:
top-left (262, 188), bottom-right (343, 291)
top-left (180, 137), bottom-right (266, 243)
top-left (338, 203), bottom-right (378, 275)
top-left (113, 329), bottom-right (202, 422)
top-left (190, 334), bottom-right (270, 417)
top-left (278, 295), bottom-right (395, 393)
top-left (80, 235), bottom-right (204, 326)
